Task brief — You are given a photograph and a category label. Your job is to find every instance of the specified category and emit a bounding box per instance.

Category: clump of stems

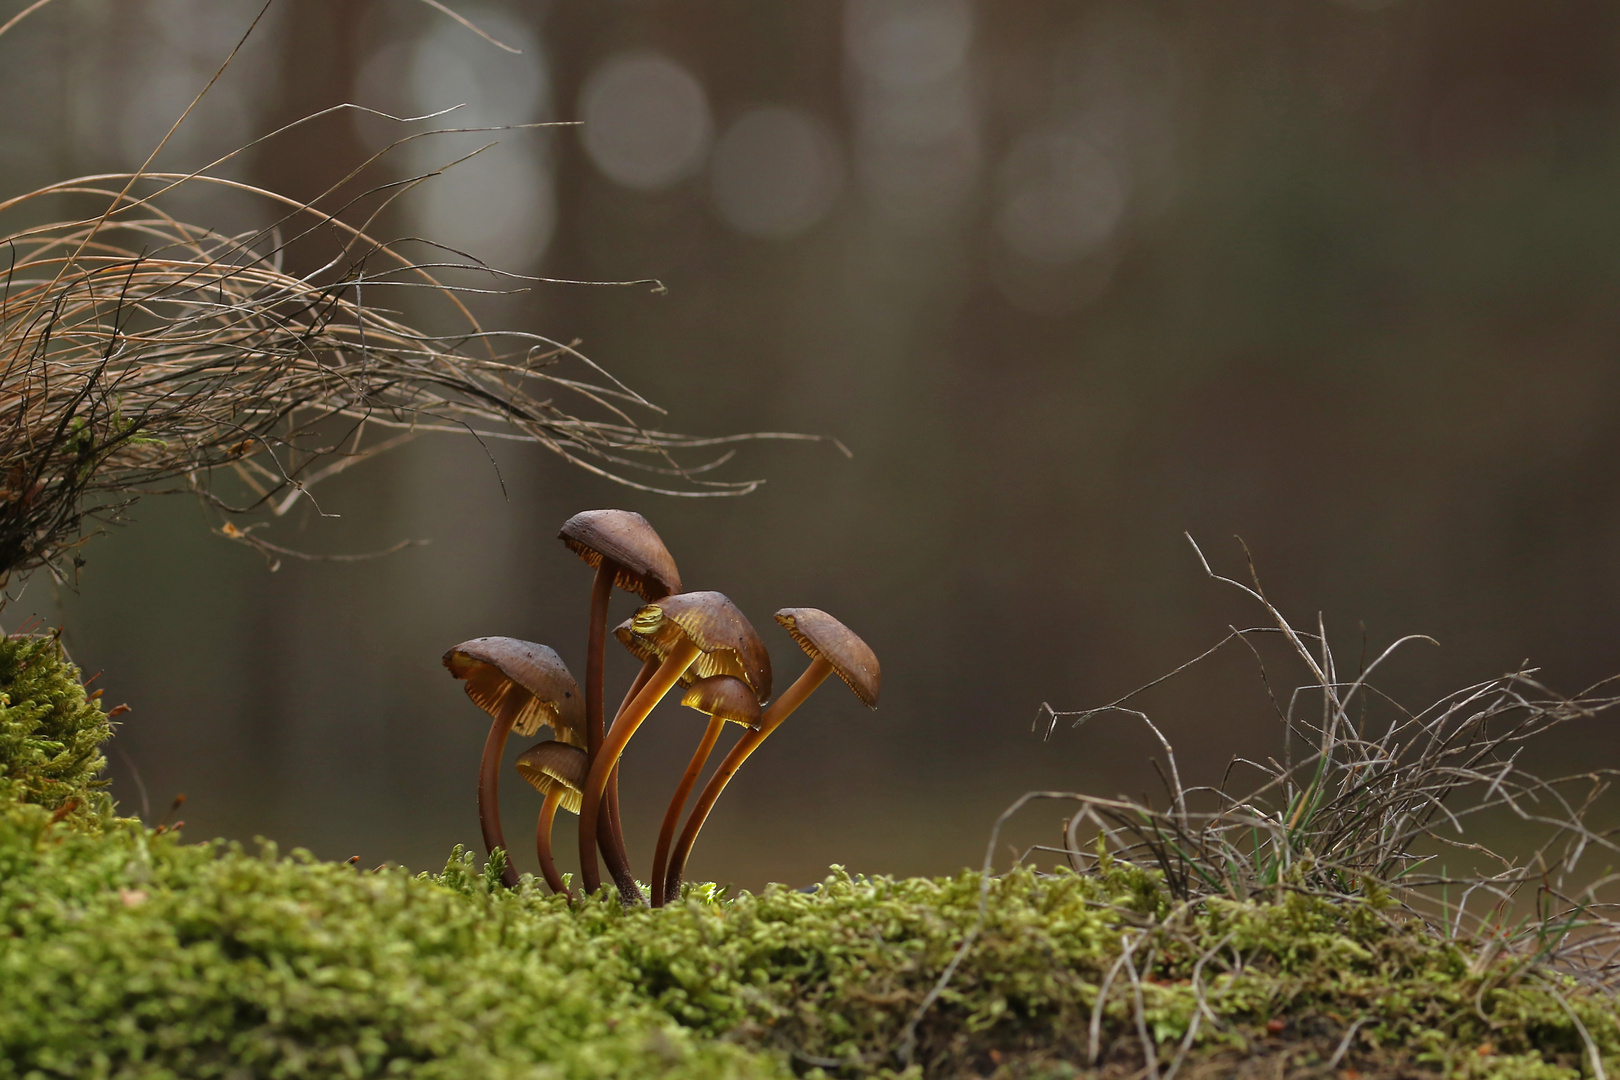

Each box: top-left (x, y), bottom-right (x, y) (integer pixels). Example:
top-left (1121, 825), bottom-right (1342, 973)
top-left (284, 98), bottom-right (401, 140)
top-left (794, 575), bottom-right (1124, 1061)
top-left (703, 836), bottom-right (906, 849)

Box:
top-left (892, 537), bottom-right (1620, 1071)
top-left (996, 535), bottom-right (1620, 985)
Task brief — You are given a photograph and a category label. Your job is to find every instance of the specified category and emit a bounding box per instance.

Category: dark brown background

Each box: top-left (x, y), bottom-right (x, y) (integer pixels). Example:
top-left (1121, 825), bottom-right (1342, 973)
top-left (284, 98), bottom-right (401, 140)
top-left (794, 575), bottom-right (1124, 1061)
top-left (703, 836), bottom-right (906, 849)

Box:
top-left (4, 0), bottom-right (1619, 889)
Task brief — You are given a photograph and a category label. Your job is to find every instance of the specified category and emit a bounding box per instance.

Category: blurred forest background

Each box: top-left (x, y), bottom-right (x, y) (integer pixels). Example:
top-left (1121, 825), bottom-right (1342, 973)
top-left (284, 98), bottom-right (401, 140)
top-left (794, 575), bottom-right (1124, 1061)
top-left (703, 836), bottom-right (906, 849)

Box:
top-left (4, 0), bottom-right (1620, 890)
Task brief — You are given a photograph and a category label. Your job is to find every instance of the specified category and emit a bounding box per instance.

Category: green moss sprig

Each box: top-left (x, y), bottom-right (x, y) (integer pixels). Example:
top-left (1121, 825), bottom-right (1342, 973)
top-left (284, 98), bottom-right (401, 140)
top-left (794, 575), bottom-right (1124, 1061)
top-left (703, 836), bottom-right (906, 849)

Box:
top-left (0, 631), bottom-right (115, 829)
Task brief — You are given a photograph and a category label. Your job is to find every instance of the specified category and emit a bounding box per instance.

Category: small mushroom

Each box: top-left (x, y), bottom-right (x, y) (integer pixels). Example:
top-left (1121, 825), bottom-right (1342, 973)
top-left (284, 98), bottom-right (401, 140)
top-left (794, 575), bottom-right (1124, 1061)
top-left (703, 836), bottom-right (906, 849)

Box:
top-left (577, 591), bottom-right (771, 897)
top-left (663, 608), bottom-right (876, 900)
top-left (649, 675), bottom-right (761, 907)
top-left (515, 740), bottom-right (589, 897)
top-left (559, 509), bottom-right (681, 903)
top-left (443, 637), bottom-right (584, 889)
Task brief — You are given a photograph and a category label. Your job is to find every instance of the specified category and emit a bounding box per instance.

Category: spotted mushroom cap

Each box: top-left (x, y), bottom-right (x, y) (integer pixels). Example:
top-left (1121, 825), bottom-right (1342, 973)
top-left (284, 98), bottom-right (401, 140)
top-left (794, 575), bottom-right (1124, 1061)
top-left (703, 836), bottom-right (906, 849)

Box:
top-left (628, 590), bottom-right (773, 704)
top-left (681, 675), bottom-right (763, 730)
top-left (443, 637), bottom-right (586, 744)
top-left (515, 740), bottom-right (588, 814)
top-left (558, 510), bottom-right (681, 601)
top-left (774, 608), bottom-right (880, 709)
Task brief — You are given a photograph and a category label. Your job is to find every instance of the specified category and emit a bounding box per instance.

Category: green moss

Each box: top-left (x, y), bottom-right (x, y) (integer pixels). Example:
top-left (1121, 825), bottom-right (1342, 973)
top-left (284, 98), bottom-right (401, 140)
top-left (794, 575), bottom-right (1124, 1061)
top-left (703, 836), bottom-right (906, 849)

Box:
top-left (0, 816), bottom-right (780, 1080)
top-left (0, 636), bottom-right (1615, 1078)
top-left (3, 806), bottom-right (1617, 1079)
top-left (0, 632), bottom-right (114, 828)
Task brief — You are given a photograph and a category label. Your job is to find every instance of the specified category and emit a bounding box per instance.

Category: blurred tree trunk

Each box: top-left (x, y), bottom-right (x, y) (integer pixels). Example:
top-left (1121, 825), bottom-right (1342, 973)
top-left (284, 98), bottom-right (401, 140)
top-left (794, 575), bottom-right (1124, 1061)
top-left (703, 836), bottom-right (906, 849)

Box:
top-left (254, 0), bottom-right (368, 264)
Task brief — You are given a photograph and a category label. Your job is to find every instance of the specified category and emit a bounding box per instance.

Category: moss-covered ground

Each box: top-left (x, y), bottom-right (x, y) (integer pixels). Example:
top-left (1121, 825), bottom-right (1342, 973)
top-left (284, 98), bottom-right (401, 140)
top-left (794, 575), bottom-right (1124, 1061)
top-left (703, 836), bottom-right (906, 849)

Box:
top-left (3, 635), bottom-right (1617, 1079)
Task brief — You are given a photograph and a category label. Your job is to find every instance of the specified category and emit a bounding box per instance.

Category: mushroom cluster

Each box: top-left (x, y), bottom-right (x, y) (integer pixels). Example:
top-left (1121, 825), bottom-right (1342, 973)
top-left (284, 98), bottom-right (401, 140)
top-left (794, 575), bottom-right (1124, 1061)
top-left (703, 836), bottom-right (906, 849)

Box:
top-left (442, 509), bottom-right (880, 905)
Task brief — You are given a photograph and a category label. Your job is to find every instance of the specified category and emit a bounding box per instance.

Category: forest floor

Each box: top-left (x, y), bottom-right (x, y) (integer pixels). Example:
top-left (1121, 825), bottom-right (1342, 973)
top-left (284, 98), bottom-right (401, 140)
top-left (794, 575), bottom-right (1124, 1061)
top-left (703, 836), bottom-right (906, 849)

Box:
top-left (3, 634), bottom-right (1617, 1080)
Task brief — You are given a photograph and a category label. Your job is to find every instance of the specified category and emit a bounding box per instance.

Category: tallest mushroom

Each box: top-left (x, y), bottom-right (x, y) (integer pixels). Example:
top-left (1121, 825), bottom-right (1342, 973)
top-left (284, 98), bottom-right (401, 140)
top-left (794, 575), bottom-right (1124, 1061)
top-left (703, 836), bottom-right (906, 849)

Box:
top-left (559, 509), bottom-right (681, 904)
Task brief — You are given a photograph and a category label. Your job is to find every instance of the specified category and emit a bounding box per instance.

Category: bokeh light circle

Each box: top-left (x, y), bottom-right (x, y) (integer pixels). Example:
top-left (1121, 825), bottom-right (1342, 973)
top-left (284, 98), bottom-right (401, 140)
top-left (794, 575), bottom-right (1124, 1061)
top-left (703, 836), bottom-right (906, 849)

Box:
top-left (580, 51), bottom-right (712, 191)
top-left (994, 130), bottom-right (1124, 264)
top-left (710, 107), bottom-right (843, 239)
top-left (845, 0), bottom-right (973, 89)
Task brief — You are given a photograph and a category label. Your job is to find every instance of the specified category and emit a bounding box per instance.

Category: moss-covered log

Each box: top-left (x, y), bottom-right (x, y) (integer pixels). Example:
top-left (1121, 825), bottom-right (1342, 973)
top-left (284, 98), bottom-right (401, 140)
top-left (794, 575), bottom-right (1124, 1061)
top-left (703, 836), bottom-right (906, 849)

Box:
top-left (2, 635), bottom-right (1616, 1079)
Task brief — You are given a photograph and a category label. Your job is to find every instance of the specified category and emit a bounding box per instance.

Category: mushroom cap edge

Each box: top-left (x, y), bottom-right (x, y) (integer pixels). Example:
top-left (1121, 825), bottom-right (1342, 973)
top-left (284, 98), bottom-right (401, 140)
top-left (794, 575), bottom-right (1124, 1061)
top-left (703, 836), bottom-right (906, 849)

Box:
top-left (558, 509), bottom-right (681, 601)
top-left (774, 607), bottom-right (880, 709)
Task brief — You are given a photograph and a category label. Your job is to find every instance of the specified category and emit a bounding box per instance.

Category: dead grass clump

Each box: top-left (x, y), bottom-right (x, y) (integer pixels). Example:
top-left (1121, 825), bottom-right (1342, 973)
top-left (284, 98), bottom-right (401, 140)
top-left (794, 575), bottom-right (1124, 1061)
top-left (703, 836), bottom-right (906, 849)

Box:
top-left (1050, 537), bottom-right (1619, 970)
top-left (901, 536), bottom-right (1620, 1076)
top-left (0, 164), bottom-right (820, 582)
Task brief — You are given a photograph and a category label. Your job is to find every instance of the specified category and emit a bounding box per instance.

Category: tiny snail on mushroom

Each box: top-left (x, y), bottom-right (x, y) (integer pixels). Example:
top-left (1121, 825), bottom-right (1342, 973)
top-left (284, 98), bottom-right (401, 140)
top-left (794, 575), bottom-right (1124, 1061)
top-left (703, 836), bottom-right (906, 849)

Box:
top-left (443, 638), bottom-right (584, 890)
top-left (664, 608), bottom-right (876, 902)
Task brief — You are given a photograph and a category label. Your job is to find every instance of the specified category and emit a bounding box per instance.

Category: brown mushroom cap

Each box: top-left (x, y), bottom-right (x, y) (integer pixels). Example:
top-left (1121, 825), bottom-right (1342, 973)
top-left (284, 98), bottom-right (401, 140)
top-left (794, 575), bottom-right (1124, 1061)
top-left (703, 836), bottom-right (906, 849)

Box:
top-left (559, 510), bottom-right (681, 601)
top-left (443, 637), bottom-right (587, 744)
top-left (774, 608), bottom-right (880, 708)
top-left (629, 591), bottom-right (773, 703)
top-left (681, 675), bottom-right (763, 730)
top-left (515, 741), bottom-right (588, 814)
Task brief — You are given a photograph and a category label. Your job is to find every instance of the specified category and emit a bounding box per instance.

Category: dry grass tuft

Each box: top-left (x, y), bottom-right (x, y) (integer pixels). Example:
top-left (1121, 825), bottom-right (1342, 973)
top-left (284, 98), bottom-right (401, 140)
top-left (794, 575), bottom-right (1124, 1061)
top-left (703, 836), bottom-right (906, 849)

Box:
top-left (901, 536), bottom-right (1620, 1072)
top-left (0, 0), bottom-right (830, 584)
top-left (0, 164), bottom-right (819, 581)
top-left (1049, 536), bottom-right (1617, 966)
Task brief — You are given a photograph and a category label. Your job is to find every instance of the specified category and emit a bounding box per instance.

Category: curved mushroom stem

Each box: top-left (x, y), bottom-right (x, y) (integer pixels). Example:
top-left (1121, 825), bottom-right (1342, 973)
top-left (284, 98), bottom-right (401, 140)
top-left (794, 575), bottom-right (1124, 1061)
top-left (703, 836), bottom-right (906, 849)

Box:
top-left (664, 657), bottom-right (833, 901)
top-left (602, 657), bottom-right (659, 904)
top-left (583, 561), bottom-right (643, 905)
top-left (616, 656), bottom-right (660, 717)
top-left (535, 789), bottom-right (572, 898)
top-left (578, 640), bottom-right (701, 896)
top-left (603, 770), bottom-right (637, 902)
top-left (650, 713), bottom-right (727, 907)
top-left (478, 696), bottom-right (525, 890)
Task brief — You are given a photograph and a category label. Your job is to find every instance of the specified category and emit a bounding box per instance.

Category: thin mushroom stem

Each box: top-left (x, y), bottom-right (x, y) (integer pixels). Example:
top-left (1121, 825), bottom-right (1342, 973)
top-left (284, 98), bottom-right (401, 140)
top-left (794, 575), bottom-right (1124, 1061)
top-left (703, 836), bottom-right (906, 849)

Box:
top-left (585, 564), bottom-right (615, 753)
top-left (604, 770), bottom-right (636, 899)
top-left (665, 657), bottom-right (833, 901)
top-left (583, 561), bottom-right (642, 905)
top-left (478, 695), bottom-right (526, 890)
top-left (603, 655), bottom-right (659, 892)
top-left (616, 657), bottom-right (661, 718)
top-left (535, 789), bottom-right (572, 898)
top-left (578, 640), bottom-right (702, 896)
top-left (650, 713), bottom-right (727, 907)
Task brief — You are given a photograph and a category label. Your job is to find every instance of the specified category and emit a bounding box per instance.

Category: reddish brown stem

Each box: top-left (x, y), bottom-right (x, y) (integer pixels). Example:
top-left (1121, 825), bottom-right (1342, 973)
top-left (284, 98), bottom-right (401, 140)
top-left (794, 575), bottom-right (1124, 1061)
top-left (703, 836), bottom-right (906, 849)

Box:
top-left (664, 658), bottom-right (832, 900)
top-left (582, 561), bottom-right (642, 903)
top-left (579, 641), bottom-right (700, 895)
top-left (650, 714), bottom-right (726, 907)
top-left (605, 768), bottom-right (632, 890)
top-left (535, 789), bottom-right (571, 897)
top-left (478, 696), bottom-right (523, 890)
top-left (617, 657), bottom-right (660, 718)
top-left (604, 657), bottom-right (659, 896)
